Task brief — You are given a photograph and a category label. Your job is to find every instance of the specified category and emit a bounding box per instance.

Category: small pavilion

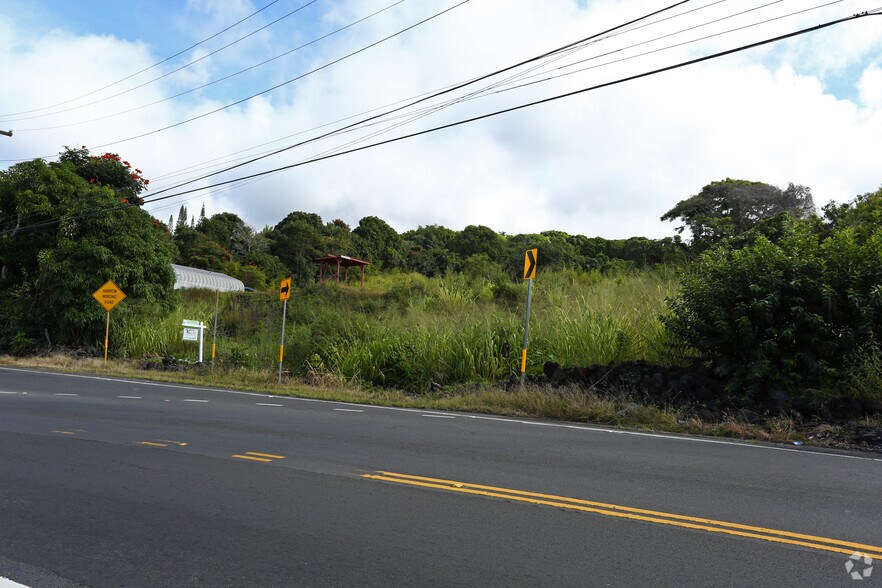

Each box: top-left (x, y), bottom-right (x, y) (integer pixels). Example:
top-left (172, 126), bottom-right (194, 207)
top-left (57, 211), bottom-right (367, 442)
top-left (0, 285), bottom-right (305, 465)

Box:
top-left (314, 255), bottom-right (370, 287)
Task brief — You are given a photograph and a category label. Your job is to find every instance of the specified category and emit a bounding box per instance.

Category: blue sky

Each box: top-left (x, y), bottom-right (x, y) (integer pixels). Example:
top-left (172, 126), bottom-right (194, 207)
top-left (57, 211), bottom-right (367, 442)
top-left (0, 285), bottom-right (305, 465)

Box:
top-left (2, 1), bottom-right (881, 238)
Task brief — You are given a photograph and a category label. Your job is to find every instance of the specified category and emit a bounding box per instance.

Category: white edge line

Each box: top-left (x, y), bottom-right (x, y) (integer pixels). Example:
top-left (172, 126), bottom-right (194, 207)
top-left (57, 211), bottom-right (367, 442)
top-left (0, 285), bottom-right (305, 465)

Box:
top-left (2, 366), bottom-right (880, 463)
top-left (422, 414), bottom-right (455, 419)
top-left (333, 408), bottom-right (364, 412)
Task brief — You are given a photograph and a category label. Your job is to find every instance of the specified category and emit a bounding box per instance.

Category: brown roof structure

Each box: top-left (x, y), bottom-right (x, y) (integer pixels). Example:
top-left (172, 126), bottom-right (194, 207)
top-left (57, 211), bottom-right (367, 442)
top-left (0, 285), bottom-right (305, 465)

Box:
top-left (314, 255), bottom-right (369, 287)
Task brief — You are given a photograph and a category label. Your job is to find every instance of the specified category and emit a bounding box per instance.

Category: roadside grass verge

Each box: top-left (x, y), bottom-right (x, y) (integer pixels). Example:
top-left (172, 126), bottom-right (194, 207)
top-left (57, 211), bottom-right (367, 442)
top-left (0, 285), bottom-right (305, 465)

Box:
top-left (2, 354), bottom-right (862, 448)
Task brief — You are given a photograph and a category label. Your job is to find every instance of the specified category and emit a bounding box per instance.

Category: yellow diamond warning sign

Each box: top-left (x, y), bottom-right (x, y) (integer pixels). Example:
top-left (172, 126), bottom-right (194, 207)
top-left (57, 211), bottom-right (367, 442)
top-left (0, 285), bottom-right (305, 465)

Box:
top-left (92, 280), bottom-right (126, 312)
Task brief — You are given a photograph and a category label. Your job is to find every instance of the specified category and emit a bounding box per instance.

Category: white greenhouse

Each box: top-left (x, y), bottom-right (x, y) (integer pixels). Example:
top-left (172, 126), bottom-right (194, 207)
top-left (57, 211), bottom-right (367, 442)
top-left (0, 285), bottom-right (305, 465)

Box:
top-left (171, 264), bottom-right (245, 292)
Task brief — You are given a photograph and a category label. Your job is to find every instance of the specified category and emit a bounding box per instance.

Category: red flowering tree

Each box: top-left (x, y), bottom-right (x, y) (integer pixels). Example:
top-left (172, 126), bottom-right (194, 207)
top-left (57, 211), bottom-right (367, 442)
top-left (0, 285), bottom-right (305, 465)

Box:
top-left (58, 146), bottom-right (150, 205)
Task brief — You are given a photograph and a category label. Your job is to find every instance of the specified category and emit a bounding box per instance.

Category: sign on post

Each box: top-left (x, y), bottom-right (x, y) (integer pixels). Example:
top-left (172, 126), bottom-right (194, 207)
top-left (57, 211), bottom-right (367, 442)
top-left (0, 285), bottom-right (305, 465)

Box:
top-left (521, 249), bottom-right (538, 389)
top-left (523, 248), bottom-right (538, 281)
top-left (181, 319), bottom-right (206, 362)
top-left (93, 280), bottom-right (126, 312)
top-left (278, 277), bottom-right (292, 384)
top-left (92, 280), bottom-right (126, 367)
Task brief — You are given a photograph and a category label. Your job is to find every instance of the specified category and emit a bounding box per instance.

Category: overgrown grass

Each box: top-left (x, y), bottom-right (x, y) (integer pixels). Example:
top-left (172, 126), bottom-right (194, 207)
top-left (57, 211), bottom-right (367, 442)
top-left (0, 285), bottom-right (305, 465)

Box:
top-left (104, 268), bottom-right (682, 389)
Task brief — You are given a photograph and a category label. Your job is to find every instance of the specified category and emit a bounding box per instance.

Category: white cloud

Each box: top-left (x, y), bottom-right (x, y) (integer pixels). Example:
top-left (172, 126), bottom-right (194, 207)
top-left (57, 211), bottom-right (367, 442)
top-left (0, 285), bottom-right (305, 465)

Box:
top-left (2, 0), bottom-right (881, 240)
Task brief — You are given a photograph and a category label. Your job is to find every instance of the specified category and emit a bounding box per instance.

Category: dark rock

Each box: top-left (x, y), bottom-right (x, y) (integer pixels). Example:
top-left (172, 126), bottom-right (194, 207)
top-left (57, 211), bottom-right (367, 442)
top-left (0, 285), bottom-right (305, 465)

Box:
top-left (543, 362), bottom-right (560, 380)
top-left (863, 399), bottom-right (882, 415)
top-left (850, 429), bottom-right (882, 446)
top-left (736, 408), bottom-right (765, 425)
top-left (768, 390), bottom-right (789, 410)
top-left (832, 397), bottom-right (865, 419)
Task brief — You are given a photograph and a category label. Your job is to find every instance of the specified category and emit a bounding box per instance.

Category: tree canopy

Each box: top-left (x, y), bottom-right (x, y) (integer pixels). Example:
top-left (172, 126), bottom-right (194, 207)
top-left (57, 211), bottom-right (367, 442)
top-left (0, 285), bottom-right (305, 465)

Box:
top-left (0, 147), bottom-right (175, 346)
top-left (661, 179), bottom-right (815, 250)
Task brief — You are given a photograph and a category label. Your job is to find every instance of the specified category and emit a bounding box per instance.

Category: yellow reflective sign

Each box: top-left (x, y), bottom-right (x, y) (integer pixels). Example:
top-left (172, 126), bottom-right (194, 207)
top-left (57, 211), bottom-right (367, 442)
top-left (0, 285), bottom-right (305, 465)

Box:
top-left (279, 278), bottom-right (292, 301)
top-left (523, 249), bottom-right (538, 280)
top-left (92, 279), bottom-right (126, 312)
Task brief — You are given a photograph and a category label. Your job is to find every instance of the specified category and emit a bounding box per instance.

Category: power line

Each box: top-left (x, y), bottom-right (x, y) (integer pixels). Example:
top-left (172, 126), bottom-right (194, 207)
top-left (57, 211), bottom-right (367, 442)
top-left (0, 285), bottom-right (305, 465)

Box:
top-left (0, 0), bottom-right (690, 165)
top-left (2, 0), bottom-right (696, 231)
top-left (3, 0), bottom-right (471, 159)
top-left (0, 0), bottom-right (284, 118)
top-left (134, 10), bottom-right (882, 205)
top-left (0, 0), bottom-right (825, 233)
top-left (6, 9), bottom-right (874, 238)
top-left (142, 0), bottom-right (694, 200)
top-left (1, 0), bottom-right (323, 126)
top-left (485, 0), bottom-right (841, 95)
top-left (3, 0), bottom-right (404, 131)
top-left (143, 0), bottom-right (725, 190)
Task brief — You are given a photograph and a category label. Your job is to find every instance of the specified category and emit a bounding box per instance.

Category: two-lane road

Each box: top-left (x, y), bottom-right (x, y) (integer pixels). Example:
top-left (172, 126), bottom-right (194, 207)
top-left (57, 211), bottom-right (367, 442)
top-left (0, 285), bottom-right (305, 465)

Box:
top-left (0, 366), bottom-right (879, 586)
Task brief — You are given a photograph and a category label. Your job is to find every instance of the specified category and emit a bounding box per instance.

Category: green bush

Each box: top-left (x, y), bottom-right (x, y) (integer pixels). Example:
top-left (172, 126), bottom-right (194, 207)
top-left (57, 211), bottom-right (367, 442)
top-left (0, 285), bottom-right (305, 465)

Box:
top-left (664, 216), bottom-right (882, 397)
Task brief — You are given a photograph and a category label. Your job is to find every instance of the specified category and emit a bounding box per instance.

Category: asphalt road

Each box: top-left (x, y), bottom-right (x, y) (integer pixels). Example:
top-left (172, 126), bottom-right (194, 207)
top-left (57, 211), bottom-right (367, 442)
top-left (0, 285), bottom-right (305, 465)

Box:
top-left (0, 366), bottom-right (880, 587)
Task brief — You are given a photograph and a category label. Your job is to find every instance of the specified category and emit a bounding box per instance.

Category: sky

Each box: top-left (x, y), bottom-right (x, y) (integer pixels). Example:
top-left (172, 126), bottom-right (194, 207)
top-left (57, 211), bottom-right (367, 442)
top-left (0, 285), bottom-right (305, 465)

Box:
top-left (1, 0), bottom-right (881, 240)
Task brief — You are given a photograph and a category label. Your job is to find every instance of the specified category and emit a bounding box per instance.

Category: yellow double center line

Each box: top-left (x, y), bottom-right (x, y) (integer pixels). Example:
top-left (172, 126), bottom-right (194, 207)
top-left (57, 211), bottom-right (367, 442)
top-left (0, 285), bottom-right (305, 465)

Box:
top-left (363, 471), bottom-right (882, 559)
top-left (232, 452), bottom-right (286, 463)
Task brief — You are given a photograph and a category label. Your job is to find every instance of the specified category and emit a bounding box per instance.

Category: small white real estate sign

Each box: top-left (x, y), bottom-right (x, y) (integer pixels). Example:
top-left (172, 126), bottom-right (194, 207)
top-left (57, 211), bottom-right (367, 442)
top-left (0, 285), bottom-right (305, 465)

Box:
top-left (181, 319), bottom-right (206, 362)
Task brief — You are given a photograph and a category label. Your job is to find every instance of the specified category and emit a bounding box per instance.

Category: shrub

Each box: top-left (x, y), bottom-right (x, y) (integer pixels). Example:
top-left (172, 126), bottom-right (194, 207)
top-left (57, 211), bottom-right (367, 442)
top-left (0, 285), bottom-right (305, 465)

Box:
top-left (664, 216), bottom-right (882, 398)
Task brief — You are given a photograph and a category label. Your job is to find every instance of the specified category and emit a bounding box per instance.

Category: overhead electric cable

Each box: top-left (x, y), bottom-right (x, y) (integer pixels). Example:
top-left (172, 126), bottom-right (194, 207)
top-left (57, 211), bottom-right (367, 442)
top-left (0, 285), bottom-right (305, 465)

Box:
top-left (0, 0), bottom-right (283, 117)
top-left (488, 0), bottom-right (841, 93)
top-left (2, 0), bottom-right (470, 160)
top-left (1, 0), bottom-right (688, 164)
top-left (4, 0), bottom-right (404, 130)
top-left (9, 8), bottom-right (874, 238)
top-left (141, 0), bottom-right (693, 199)
top-left (133, 10), bottom-right (882, 207)
top-left (149, 0), bottom-right (725, 185)
top-left (1, 0), bottom-right (322, 125)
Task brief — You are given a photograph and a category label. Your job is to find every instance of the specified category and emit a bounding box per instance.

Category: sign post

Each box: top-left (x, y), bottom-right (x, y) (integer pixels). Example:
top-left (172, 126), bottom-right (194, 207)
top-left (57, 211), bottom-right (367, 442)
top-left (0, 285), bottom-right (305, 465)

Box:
top-left (182, 320), bottom-right (206, 363)
top-left (520, 249), bottom-right (538, 390)
top-left (278, 278), bottom-right (292, 384)
top-left (211, 290), bottom-right (219, 369)
top-left (92, 280), bottom-right (126, 367)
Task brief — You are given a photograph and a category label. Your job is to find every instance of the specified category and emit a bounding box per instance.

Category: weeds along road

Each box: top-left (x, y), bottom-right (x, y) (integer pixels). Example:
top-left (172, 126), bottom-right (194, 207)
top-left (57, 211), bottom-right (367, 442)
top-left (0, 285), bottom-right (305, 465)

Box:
top-left (0, 367), bottom-right (880, 587)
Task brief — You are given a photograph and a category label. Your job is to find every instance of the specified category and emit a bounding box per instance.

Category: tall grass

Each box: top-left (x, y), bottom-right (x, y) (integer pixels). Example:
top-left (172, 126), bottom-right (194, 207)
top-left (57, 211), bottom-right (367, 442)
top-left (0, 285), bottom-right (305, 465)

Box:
top-left (112, 268), bottom-right (683, 388)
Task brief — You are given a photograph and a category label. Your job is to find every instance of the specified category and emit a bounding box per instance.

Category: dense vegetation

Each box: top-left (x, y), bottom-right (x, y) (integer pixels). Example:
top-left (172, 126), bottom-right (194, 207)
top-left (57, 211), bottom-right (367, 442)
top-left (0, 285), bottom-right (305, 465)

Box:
top-left (1, 148), bottom-right (881, 410)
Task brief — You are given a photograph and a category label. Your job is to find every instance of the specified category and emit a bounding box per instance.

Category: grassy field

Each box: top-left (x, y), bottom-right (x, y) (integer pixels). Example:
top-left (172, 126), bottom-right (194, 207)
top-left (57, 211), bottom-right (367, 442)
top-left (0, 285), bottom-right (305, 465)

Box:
top-left (110, 268), bottom-right (683, 389)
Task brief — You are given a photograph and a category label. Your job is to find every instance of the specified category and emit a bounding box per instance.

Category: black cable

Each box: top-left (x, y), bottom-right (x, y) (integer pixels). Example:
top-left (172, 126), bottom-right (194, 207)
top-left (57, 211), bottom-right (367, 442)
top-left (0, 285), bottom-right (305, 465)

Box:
top-left (141, 0), bottom-right (692, 200)
top-left (7, 9), bottom-right (875, 238)
top-left (135, 11), bottom-right (882, 207)
top-left (148, 0), bottom-right (724, 185)
top-left (0, 0), bottom-right (283, 118)
top-left (1, 0), bottom-right (687, 164)
top-left (2, 0), bottom-right (322, 126)
top-left (85, 2), bottom-right (472, 153)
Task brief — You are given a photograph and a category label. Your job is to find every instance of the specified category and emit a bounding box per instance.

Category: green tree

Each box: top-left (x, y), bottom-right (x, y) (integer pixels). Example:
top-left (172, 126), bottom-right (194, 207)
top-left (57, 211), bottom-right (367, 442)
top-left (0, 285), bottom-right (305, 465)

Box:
top-left (0, 149), bottom-right (175, 346)
top-left (196, 212), bottom-right (245, 252)
top-left (173, 226), bottom-right (231, 271)
top-left (661, 179), bottom-right (815, 250)
top-left (664, 212), bottom-right (882, 398)
top-left (269, 211), bottom-right (326, 284)
top-left (352, 216), bottom-right (404, 269)
top-left (58, 146), bottom-right (150, 205)
top-left (449, 225), bottom-right (505, 262)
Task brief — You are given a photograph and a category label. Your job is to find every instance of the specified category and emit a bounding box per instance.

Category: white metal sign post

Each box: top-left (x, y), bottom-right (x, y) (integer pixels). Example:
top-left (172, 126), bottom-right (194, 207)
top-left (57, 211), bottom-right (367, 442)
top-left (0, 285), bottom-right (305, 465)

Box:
top-left (182, 320), bottom-right (206, 363)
